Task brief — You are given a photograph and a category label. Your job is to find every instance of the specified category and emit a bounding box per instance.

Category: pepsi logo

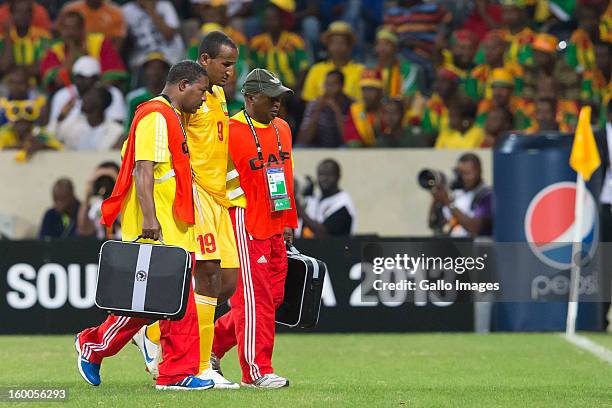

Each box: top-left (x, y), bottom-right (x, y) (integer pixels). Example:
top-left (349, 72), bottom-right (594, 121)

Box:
top-left (524, 182), bottom-right (598, 269)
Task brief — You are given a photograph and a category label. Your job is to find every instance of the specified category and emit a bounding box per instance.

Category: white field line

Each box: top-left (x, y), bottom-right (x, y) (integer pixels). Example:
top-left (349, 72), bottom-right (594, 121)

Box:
top-left (562, 333), bottom-right (612, 365)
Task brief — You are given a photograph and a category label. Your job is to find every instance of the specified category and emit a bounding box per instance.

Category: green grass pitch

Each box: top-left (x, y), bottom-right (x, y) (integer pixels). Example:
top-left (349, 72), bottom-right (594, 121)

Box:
top-left (0, 333), bottom-right (611, 407)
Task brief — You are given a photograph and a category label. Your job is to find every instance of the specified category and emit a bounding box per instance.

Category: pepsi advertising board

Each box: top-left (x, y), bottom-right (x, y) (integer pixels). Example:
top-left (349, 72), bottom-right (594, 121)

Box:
top-left (0, 238), bottom-right (475, 334)
top-left (494, 133), bottom-right (605, 331)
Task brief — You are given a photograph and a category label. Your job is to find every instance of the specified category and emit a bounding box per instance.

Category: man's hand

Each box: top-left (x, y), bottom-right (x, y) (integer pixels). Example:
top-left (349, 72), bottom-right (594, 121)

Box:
top-left (432, 187), bottom-right (451, 207)
top-left (142, 215), bottom-right (162, 241)
top-left (283, 227), bottom-right (294, 246)
top-left (135, 160), bottom-right (160, 241)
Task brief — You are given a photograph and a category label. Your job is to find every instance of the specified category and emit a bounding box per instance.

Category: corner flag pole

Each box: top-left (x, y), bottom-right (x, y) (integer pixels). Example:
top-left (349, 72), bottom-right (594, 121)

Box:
top-left (566, 174), bottom-right (585, 336)
top-left (566, 106), bottom-right (601, 336)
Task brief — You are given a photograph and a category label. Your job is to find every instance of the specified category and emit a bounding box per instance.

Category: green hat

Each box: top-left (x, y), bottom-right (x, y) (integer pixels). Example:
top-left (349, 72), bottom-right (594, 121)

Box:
top-left (241, 68), bottom-right (294, 97)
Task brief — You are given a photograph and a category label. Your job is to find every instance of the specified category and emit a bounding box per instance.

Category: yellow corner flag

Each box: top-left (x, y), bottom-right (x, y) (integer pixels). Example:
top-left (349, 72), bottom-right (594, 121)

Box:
top-left (569, 106), bottom-right (601, 181)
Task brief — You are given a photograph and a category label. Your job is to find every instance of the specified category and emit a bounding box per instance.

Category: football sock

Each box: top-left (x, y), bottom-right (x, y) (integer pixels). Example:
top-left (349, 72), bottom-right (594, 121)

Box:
top-left (194, 293), bottom-right (218, 373)
top-left (145, 322), bottom-right (161, 344)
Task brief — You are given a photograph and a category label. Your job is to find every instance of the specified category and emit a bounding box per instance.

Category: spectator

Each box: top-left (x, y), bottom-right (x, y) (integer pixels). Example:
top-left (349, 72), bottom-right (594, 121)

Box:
top-left (343, 69), bottom-right (384, 147)
top-left (122, 0), bottom-right (184, 69)
top-left (419, 68), bottom-right (460, 140)
top-left (294, 0), bottom-right (322, 59)
top-left (0, 0), bottom-right (52, 32)
top-left (377, 98), bottom-right (428, 147)
top-left (189, 0), bottom-right (248, 49)
top-left (492, 0), bottom-right (535, 66)
top-left (77, 161), bottom-right (121, 239)
top-left (476, 68), bottom-right (534, 130)
top-left (40, 10), bottom-right (127, 91)
top-left (382, 1), bottom-right (449, 65)
top-left (60, 0), bottom-right (127, 50)
top-left (249, 3), bottom-right (310, 90)
top-left (39, 178), bottom-right (80, 239)
top-left (55, 85), bottom-right (123, 151)
top-left (534, 75), bottom-right (580, 133)
top-left (429, 153), bottom-right (493, 237)
top-left (526, 97), bottom-right (559, 133)
top-left (0, 69), bottom-right (46, 127)
top-left (482, 106), bottom-right (513, 147)
top-left (124, 51), bottom-right (170, 133)
top-left (566, 2), bottom-right (605, 71)
top-left (522, 33), bottom-right (580, 102)
top-left (47, 56), bottom-right (127, 132)
top-left (581, 41), bottom-right (611, 123)
top-left (0, 95), bottom-right (60, 162)
top-left (0, 0), bottom-right (50, 79)
top-left (601, 0), bottom-right (612, 43)
top-left (224, 0), bottom-right (255, 36)
top-left (461, 0), bottom-right (502, 41)
top-left (298, 158), bottom-right (356, 238)
top-left (466, 31), bottom-right (523, 100)
top-left (302, 21), bottom-right (365, 102)
top-left (374, 26), bottom-right (424, 107)
top-left (297, 69), bottom-right (352, 147)
top-left (439, 29), bottom-right (478, 90)
top-left (187, 2), bottom-right (249, 94)
top-left (436, 97), bottom-right (484, 148)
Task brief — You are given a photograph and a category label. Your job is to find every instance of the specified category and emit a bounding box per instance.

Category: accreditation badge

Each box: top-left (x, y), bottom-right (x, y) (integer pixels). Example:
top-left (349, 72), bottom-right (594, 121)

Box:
top-left (265, 163), bottom-right (291, 212)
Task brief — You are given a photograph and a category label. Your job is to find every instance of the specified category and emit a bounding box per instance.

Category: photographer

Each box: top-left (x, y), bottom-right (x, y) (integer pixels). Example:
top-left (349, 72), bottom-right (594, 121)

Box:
top-left (426, 153), bottom-right (493, 237)
top-left (297, 158), bottom-right (356, 238)
top-left (76, 161), bottom-right (121, 239)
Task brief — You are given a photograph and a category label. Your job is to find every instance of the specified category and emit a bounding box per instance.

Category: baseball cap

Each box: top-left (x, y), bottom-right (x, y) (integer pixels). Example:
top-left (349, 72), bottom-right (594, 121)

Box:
top-left (72, 56), bottom-right (101, 77)
top-left (242, 68), bottom-right (294, 98)
top-left (376, 26), bottom-right (398, 45)
top-left (532, 33), bottom-right (558, 53)
top-left (490, 68), bottom-right (514, 88)
top-left (360, 69), bottom-right (383, 89)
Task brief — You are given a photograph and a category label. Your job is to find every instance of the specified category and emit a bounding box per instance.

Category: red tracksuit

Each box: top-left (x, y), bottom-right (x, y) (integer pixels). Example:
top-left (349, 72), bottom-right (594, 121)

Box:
top-left (213, 112), bottom-right (297, 383)
top-left (78, 258), bottom-right (200, 385)
top-left (213, 207), bottom-right (288, 382)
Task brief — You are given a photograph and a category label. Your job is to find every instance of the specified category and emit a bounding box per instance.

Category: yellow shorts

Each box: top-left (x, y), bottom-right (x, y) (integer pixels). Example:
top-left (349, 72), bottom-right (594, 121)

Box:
top-left (193, 184), bottom-right (239, 268)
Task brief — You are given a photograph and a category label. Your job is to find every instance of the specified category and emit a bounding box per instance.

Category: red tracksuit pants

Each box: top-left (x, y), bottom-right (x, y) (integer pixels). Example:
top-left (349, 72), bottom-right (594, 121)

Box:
top-left (77, 254), bottom-right (200, 386)
top-left (212, 207), bottom-right (287, 383)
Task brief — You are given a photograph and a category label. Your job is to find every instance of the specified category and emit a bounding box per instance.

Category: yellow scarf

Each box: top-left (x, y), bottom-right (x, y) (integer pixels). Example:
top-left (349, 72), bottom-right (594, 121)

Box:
top-left (350, 103), bottom-right (377, 146)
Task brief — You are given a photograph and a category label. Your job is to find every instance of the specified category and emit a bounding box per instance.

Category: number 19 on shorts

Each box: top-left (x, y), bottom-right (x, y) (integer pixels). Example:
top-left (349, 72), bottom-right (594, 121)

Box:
top-left (197, 233), bottom-right (217, 254)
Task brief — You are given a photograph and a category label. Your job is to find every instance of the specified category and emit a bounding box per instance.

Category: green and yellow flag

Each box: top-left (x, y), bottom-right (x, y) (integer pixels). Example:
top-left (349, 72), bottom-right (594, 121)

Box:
top-left (569, 106), bottom-right (600, 181)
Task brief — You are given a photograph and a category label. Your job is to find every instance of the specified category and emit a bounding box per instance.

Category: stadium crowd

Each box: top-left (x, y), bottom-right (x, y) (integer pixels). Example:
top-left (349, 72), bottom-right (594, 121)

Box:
top-left (0, 0), bottom-right (609, 155)
top-left (0, 0), bottom-right (610, 238)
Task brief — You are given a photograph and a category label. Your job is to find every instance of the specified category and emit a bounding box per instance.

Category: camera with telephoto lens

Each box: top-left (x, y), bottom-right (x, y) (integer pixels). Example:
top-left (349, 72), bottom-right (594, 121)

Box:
top-left (418, 169), bottom-right (446, 190)
top-left (418, 168), bottom-right (464, 191)
top-left (92, 175), bottom-right (115, 200)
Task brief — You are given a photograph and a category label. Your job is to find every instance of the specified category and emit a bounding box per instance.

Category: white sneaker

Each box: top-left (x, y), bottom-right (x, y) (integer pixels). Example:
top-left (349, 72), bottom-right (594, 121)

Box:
top-left (241, 373), bottom-right (289, 389)
top-left (197, 367), bottom-right (240, 389)
top-left (132, 326), bottom-right (160, 379)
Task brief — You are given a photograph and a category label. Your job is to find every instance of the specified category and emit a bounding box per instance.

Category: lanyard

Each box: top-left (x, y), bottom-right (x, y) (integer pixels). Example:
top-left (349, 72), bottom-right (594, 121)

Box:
top-left (243, 110), bottom-right (282, 163)
top-left (160, 94), bottom-right (189, 146)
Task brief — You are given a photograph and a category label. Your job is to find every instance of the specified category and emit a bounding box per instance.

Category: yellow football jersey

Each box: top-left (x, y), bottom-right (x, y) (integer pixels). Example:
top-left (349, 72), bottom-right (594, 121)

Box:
top-left (182, 85), bottom-right (231, 207)
top-left (121, 96), bottom-right (195, 251)
top-left (226, 157), bottom-right (246, 208)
